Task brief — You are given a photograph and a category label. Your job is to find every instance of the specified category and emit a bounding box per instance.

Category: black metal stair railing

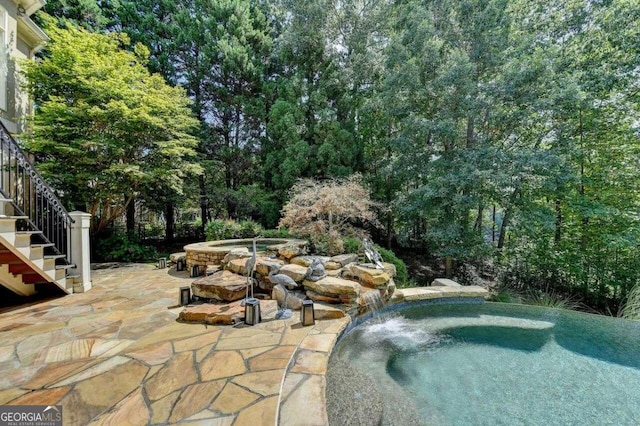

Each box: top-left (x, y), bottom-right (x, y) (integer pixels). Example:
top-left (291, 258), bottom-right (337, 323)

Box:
top-left (0, 121), bottom-right (73, 261)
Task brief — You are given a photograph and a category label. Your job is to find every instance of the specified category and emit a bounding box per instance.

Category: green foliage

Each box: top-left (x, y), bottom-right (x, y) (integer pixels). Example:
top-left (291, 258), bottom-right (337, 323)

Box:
top-left (204, 219), bottom-right (263, 241)
top-left (343, 237), bottom-right (362, 256)
top-left (175, 217), bottom-right (202, 240)
top-left (376, 245), bottom-right (408, 286)
top-left (260, 228), bottom-right (294, 239)
top-left (523, 289), bottom-right (583, 311)
top-left (311, 231), bottom-right (344, 257)
top-left (399, 278), bottom-right (421, 289)
top-left (141, 222), bottom-right (164, 239)
top-left (37, 0), bottom-right (116, 30)
top-left (489, 287), bottom-right (524, 304)
top-left (95, 232), bottom-right (158, 262)
top-left (22, 23), bottom-right (200, 235)
top-left (26, 0), bottom-right (640, 312)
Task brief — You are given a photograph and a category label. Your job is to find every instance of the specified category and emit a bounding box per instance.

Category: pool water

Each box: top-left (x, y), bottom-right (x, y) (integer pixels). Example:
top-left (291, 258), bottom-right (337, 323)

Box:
top-left (327, 303), bottom-right (640, 425)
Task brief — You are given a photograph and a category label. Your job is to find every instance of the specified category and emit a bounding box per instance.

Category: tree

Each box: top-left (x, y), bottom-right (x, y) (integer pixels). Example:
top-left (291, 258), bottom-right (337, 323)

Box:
top-left (35, 0), bottom-right (117, 30)
top-left (21, 23), bottom-right (200, 235)
top-left (258, 0), bottom-right (381, 232)
top-left (279, 174), bottom-right (380, 255)
top-left (116, 0), bottom-right (274, 231)
top-left (498, 0), bottom-right (640, 310)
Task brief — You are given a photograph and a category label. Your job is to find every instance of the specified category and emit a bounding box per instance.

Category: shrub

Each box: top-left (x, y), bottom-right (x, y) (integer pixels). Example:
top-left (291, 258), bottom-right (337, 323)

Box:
top-left (205, 219), bottom-right (263, 241)
top-left (279, 174), bottom-right (380, 254)
top-left (343, 237), bottom-right (362, 255)
top-left (523, 289), bottom-right (582, 310)
top-left (489, 285), bottom-right (523, 304)
top-left (261, 228), bottom-right (294, 238)
top-left (312, 230), bottom-right (344, 256)
top-left (95, 232), bottom-right (158, 262)
top-left (175, 219), bottom-right (202, 240)
top-left (376, 245), bottom-right (408, 286)
top-left (238, 220), bottom-right (262, 238)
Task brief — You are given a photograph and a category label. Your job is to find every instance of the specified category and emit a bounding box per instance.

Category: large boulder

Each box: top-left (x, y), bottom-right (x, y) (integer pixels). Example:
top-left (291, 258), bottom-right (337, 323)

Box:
top-left (192, 270), bottom-right (248, 302)
top-left (278, 264), bottom-right (308, 283)
top-left (290, 255), bottom-right (330, 267)
top-left (324, 261), bottom-right (342, 271)
top-left (432, 278), bottom-right (462, 287)
top-left (170, 252), bottom-right (186, 263)
top-left (381, 262), bottom-right (397, 278)
top-left (179, 300), bottom-right (278, 325)
top-left (222, 248), bottom-right (251, 264)
top-left (343, 263), bottom-right (391, 289)
top-left (330, 254), bottom-right (359, 267)
top-left (255, 258), bottom-right (284, 276)
top-left (277, 244), bottom-right (305, 260)
top-left (386, 278), bottom-right (396, 300)
top-left (326, 268), bottom-right (343, 278)
top-left (313, 302), bottom-right (346, 319)
top-left (179, 301), bottom-right (246, 325)
top-left (303, 276), bottom-right (361, 304)
top-left (225, 257), bottom-right (249, 275)
top-left (306, 290), bottom-right (348, 304)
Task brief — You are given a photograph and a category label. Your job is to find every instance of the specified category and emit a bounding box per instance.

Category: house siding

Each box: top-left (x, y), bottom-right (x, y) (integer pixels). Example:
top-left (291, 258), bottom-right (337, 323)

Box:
top-left (0, 0), bottom-right (45, 134)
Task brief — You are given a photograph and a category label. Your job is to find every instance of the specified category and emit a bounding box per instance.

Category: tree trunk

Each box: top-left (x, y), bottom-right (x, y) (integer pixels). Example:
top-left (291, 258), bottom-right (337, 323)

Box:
top-left (474, 204), bottom-right (483, 234)
top-left (165, 201), bottom-right (175, 243)
top-left (466, 116), bottom-right (474, 148)
top-left (497, 187), bottom-right (520, 250)
top-left (126, 196), bottom-right (135, 237)
top-left (199, 174), bottom-right (208, 236)
top-left (492, 205), bottom-right (496, 243)
top-left (386, 213), bottom-right (392, 249)
top-left (555, 197), bottom-right (562, 244)
top-left (445, 256), bottom-right (454, 278)
top-left (579, 108), bottom-right (588, 250)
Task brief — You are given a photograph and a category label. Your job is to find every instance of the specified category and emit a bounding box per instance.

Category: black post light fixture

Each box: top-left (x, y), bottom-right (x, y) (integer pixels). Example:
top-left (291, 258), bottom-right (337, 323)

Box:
top-left (244, 298), bottom-right (261, 326)
top-left (179, 286), bottom-right (191, 306)
top-left (190, 264), bottom-right (200, 278)
top-left (176, 258), bottom-right (186, 271)
top-left (301, 299), bottom-right (315, 326)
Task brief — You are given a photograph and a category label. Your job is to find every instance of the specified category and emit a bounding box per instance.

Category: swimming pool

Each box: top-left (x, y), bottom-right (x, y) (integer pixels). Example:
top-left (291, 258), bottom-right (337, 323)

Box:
top-left (326, 302), bottom-right (640, 425)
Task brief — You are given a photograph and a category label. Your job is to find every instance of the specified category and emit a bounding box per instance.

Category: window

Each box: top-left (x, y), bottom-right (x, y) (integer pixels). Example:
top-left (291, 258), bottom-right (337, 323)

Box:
top-left (0, 6), bottom-right (6, 111)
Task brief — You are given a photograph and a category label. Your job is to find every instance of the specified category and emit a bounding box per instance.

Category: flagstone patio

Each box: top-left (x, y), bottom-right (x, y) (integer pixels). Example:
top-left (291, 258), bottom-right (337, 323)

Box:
top-left (0, 264), bottom-right (349, 425)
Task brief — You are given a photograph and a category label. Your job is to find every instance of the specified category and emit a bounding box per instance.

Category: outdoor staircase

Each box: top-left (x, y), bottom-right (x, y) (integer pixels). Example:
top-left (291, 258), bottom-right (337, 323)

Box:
top-left (0, 123), bottom-right (83, 297)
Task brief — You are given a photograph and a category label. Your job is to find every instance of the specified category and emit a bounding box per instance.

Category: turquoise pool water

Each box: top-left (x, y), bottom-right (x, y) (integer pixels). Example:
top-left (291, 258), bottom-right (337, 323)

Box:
top-left (327, 302), bottom-right (640, 425)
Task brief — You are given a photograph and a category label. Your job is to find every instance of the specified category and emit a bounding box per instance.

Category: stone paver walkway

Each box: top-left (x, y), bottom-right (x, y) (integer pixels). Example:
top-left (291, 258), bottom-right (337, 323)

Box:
top-left (0, 265), bottom-right (349, 425)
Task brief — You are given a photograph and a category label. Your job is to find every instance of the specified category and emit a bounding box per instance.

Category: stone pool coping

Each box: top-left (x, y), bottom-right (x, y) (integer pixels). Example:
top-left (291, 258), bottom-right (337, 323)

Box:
top-left (0, 264), bottom-right (488, 425)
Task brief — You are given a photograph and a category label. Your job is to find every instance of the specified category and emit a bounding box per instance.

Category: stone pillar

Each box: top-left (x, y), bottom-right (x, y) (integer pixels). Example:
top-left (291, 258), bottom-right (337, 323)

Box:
top-left (69, 211), bottom-right (92, 293)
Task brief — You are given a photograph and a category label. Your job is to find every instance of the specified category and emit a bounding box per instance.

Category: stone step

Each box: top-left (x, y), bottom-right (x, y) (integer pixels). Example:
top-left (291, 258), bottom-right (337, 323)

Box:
top-left (393, 285), bottom-right (489, 302)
